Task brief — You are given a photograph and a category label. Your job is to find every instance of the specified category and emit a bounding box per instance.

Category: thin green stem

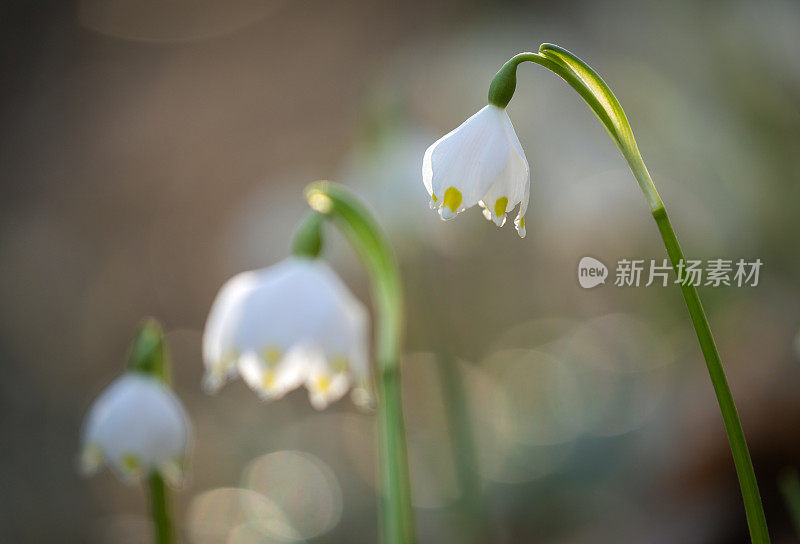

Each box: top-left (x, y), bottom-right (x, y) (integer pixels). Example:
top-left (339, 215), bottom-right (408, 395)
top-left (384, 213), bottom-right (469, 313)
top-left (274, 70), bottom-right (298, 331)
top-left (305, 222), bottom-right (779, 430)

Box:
top-left (631, 159), bottom-right (769, 543)
top-left (148, 472), bottom-right (174, 544)
top-left (304, 182), bottom-right (416, 544)
top-left (436, 355), bottom-right (487, 541)
top-left (420, 263), bottom-right (487, 541)
top-left (128, 320), bottom-right (177, 543)
top-left (494, 45), bottom-right (770, 542)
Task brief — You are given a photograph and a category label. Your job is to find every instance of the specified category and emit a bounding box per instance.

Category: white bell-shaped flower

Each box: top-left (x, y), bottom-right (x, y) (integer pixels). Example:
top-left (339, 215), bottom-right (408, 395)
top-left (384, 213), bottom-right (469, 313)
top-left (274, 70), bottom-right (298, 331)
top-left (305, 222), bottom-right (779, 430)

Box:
top-left (422, 104), bottom-right (530, 237)
top-left (80, 374), bottom-right (190, 484)
top-left (202, 257), bottom-right (371, 410)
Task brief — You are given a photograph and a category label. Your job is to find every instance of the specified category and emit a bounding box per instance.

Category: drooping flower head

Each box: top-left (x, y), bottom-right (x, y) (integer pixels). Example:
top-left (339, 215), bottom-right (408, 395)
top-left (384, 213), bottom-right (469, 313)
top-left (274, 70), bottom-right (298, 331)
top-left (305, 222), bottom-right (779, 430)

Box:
top-left (81, 373), bottom-right (191, 484)
top-left (423, 104), bottom-right (530, 237)
top-left (80, 320), bottom-right (190, 485)
top-left (202, 257), bottom-right (371, 410)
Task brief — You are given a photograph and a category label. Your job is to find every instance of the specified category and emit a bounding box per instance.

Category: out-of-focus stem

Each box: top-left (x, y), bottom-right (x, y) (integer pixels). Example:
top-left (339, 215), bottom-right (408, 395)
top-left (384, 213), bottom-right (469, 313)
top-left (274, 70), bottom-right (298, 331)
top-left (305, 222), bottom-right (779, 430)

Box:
top-left (436, 354), bottom-right (488, 542)
top-left (128, 320), bottom-right (177, 544)
top-left (305, 181), bottom-right (416, 544)
top-left (779, 469), bottom-right (800, 537)
top-left (148, 472), bottom-right (174, 544)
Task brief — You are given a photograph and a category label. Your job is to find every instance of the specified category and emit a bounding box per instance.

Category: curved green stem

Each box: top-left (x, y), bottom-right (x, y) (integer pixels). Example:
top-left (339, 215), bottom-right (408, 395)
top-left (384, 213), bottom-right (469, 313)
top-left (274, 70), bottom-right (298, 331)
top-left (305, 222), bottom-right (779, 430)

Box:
top-left (636, 160), bottom-right (768, 544)
top-left (304, 181), bottom-right (416, 544)
top-left (148, 472), bottom-right (174, 544)
top-left (492, 45), bottom-right (769, 542)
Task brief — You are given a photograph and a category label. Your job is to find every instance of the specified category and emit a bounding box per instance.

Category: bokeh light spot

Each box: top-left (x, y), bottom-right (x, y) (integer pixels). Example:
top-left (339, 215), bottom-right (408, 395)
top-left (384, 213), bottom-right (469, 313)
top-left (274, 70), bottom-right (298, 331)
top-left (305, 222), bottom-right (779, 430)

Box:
top-left (243, 450), bottom-right (342, 540)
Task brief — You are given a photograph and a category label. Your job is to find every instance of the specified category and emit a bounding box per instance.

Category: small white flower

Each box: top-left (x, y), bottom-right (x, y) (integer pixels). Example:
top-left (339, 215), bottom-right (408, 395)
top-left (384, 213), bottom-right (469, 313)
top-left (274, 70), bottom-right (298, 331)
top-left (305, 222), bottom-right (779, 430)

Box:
top-left (80, 374), bottom-right (190, 484)
top-left (202, 257), bottom-right (371, 410)
top-left (422, 104), bottom-right (530, 237)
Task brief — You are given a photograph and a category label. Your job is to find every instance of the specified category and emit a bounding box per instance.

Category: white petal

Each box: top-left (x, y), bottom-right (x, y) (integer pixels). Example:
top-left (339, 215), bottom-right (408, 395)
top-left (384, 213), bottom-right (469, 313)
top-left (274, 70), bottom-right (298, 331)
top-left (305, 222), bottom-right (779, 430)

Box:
top-left (515, 216), bottom-right (527, 238)
top-left (79, 444), bottom-right (104, 476)
top-left (422, 143), bottom-right (436, 197)
top-left (440, 207), bottom-right (457, 220)
top-left (422, 105), bottom-right (514, 211)
top-left (81, 374), bottom-right (191, 483)
top-left (307, 369), bottom-right (351, 410)
top-left (477, 110), bottom-right (530, 228)
top-left (479, 202), bottom-right (492, 221)
top-left (202, 269), bottom-right (263, 389)
top-left (237, 353), bottom-right (281, 399)
top-left (202, 258), bottom-right (372, 408)
top-left (422, 105), bottom-right (531, 233)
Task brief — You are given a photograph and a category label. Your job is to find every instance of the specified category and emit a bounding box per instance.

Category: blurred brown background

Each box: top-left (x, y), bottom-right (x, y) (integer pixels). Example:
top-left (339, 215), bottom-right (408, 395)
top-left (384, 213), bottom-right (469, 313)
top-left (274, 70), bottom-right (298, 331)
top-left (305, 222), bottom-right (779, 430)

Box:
top-left (2, 0), bottom-right (799, 542)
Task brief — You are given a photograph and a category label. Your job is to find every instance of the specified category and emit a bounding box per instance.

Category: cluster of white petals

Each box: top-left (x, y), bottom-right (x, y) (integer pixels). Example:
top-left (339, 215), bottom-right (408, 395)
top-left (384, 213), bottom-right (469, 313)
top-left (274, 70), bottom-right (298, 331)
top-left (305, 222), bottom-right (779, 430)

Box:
top-left (202, 257), bottom-right (371, 410)
top-left (422, 104), bottom-right (530, 237)
top-left (80, 374), bottom-right (190, 484)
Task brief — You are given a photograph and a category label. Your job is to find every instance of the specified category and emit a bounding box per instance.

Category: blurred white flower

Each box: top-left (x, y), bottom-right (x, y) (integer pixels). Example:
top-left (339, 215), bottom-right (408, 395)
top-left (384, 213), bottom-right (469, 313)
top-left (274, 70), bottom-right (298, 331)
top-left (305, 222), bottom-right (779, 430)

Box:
top-left (423, 104), bottom-right (530, 237)
top-left (202, 257), bottom-right (371, 410)
top-left (80, 374), bottom-right (190, 484)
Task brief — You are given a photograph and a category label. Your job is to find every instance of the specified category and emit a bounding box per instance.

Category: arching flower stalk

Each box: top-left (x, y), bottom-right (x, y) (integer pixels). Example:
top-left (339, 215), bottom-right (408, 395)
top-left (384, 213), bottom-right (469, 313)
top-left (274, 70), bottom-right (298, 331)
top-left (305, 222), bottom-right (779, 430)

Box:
top-left (81, 319), bottom-right (189, 544)
top-left (203, 184), bottom-right (415, 543)
top-left (424, 44), bottom-right (770, 543)
top-left (304, 182), bottom-right (415, 544)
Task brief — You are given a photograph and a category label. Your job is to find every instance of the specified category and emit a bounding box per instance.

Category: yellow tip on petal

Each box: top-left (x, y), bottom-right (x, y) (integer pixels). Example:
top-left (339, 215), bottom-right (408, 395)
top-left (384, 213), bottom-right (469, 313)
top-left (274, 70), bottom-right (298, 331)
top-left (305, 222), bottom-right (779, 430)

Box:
top-left (262, 347), bottom-right (281, 365)
top-left (315, 375), bottom-right (331, 393)
top-left (331, 357), bottom-right (349, 373)
top-left (262, 370), bottom-right (276, 390)
top-left (515, 216), bottom-right (527, 238)
top-left (120, 453), bottom-right (143, 480)
top-left (442, 187), bottom-right (462, 212)
top-left (431, 193), bottom-right (438, 202)
top-left (494, 197), bottom-right (508, 218)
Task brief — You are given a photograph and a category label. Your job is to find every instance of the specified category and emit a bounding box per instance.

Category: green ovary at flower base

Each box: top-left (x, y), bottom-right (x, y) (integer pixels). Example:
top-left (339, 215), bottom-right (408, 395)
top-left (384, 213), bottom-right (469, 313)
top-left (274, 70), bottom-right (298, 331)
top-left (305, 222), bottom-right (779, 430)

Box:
top-left (423, 44), bottom-right (770, 543)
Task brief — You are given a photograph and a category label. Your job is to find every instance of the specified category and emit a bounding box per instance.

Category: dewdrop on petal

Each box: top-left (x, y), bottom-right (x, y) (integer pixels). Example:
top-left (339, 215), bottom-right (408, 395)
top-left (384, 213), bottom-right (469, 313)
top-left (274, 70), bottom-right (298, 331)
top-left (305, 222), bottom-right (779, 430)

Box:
top-left (202, 257), bottom-right (373, 410)
top-left (422, 104), bottom-right (530, 237)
